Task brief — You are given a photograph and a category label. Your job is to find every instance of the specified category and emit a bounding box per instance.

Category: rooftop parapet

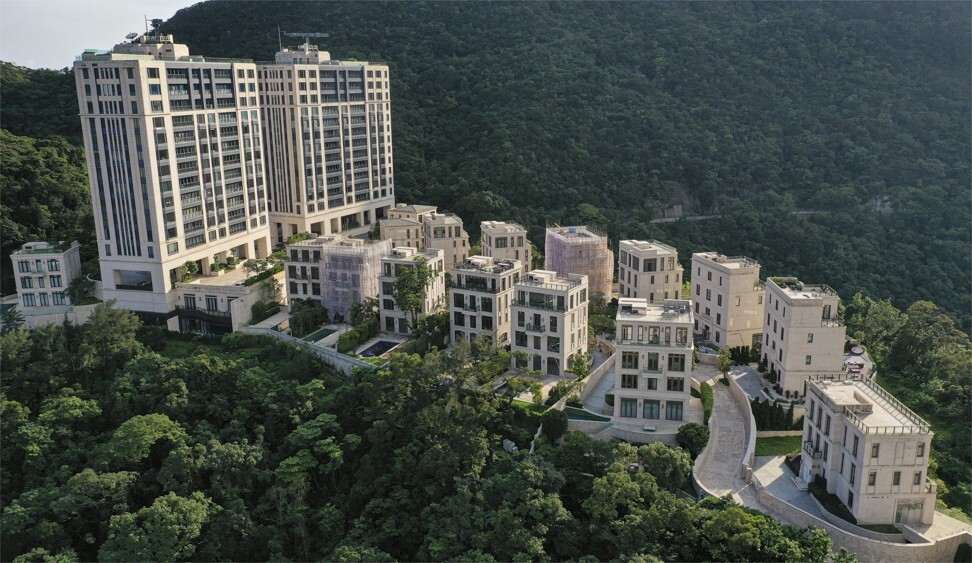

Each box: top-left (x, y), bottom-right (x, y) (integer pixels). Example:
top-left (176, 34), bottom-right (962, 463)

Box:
top-left (12, 241), bottom-right (79, 255)
top-left (517, 270), bottom-right (586, 291)
top-left (807, 374), bottom-right (930, 435)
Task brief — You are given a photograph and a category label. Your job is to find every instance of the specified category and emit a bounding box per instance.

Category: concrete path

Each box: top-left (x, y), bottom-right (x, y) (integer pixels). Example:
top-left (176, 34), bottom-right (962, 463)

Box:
top-left (695, 367), bottom-right (751, 501)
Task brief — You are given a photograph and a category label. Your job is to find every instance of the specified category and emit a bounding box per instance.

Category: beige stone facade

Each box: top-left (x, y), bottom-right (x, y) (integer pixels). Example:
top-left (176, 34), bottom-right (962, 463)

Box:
top-left (612, 298), bottom-right (695, 428)
top-left (378, 247), bottom-right (445, 335)
top-left (762, 277), bottom-right (847, 397)
top-left (481, 221), bottom-right (531, 272)
top-left (690, 252), bottom-right (765, 349)
top-left (379, 203), bottom-right (437, 249)
top-left (257, 42), bottom-right (394, 240)
top-left (9, 241), bottom-right (84, 324)
top-left (801, 375), bottom-right (936, 526)
top-left (511, 270), bottom-right (589, 376)
top-left (424, 213), bottom-right (469, 275)
top-left (618, 240), bottom-right (683, 303)
top-left (449, 256), bottom-right (521, 347)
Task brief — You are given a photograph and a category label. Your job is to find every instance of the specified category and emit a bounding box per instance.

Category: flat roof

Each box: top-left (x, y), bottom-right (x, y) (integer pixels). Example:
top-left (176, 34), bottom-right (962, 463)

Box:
top-left (381, 218), bottom-right (420, 227)
top-left (455, 256), bottom-right (520, 274)
top-left (518, 269), bottom-right (586, 290)
top-left (769, 277), bottom-right (838, 300)
top-left (810, 377), bottom-right (929, 434)
top-left (547, 225), bottom-right (606, 240)
top-left (616, 298), bottom-right (693, 324)
top-left (692, 252), bottom-right (759, 270)
top-left (392, 204), bottom-right (437, 213)
top-left (620, 239), bottom-right (679, 255)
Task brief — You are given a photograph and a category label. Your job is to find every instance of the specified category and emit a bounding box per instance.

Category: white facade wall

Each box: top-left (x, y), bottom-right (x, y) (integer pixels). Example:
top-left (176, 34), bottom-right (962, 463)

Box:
top-left (449, 256), bottom-right (521, 347)
top-left (800, 376), bottom-right (936, 525)
top-left (511, 270), bottom-right (589, 376)
top-left (618, 240), bottom-right (683, 303)
top-left (378, 247), bottom-right (445, 335)
top-left (613, 298), bottom-right (694, 427)
top-left (10, 241), bottom-right (83, 311)
top-left (75, 36), bottom-right (273, 317)
top-left (481, 221), bottom-right (531, 272)
top-left (763, 277), bottom-right (847, 397)
top-left (380, 204), bottom-right (437, 249)
top-left (690, 252), bottom-right (765, 349)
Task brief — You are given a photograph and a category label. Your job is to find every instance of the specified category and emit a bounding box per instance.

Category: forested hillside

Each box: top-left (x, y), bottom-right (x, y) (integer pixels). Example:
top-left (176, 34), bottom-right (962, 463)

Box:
top-left (1, 307), bottom-right (853, 561)
top-left (159, 1), bottom-right (971, 328)
top-left (1, 2), bottom-right (968, 327)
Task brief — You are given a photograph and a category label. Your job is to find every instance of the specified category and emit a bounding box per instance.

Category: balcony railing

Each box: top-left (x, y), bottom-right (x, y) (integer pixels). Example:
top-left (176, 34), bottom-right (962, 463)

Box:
top-left (462, 304), bottom-right (480, 312)
top-left (512, 299), bottom-right (564, 313)
top-left (617, 338), bottom-right (692, 349)
top-left (525, 323), bottom-right (546, 333)
top-left (173, 305), bottom-right (232, 325)
top-left (822, 313), bottom-right (845, 327)
top-left (803, 441), bottom-right (822, 459)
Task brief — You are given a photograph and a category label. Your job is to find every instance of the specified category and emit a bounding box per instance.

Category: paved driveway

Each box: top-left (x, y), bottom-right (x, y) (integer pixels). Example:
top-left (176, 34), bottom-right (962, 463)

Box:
top-left (696, 367), bottom-right (751, 500)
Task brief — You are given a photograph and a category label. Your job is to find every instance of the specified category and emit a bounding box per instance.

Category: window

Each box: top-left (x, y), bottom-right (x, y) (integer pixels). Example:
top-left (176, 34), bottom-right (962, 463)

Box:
top-left (717, 295), bottom-right (722, 306)
top-left (823, 442), bottom-right (829, 461)
top-left (868, 472), bottom-right (876, 487)
top-left (621, 373), bottom-right (638, 389)
top-left (893, 471), bottom-right (901, 486)
top-left (645, 353), bottom-right (659, 372)
top-left (913, 471), bottom-right (922, 486)
top-left (736, 296), bottom-right (741, 306)
top-left (666, 377), bottom-right (684, 392)
top-left (917, 443), bottom-right (925, 458)
top-left (645, 378), bottom-right (657, 390)
top-left (758, 295), bottom-right (763, 305)
top-left (716, 313), bottom-right (722, 326)
top-left (695, 284), bottom-right (700, 296)
top-left (148, 68), bottom-right (159, 78)
top-left (852, 435), bottom-right (859, 457)
top-left (17, 260), bottom-right (29, 273)
top-left (666, 401), bottom-right (683, 421)
top-left (667, 354), bottom-right (685, 372)
top-left (38, 293), bottom-right (49, 306)
top-left (807, 332), bottom-right (814, 343)
top-left (20, 277), bottom-right (32, 289)
top-left (149, 84), bottom-right (161, 95)
top-left (643, 400), bottom-right (660, 419)
top-left (621, 351), bottom-right (639, 369)
top-left (52, 292), bottom-right (65, 305)
top-left (22, 293), bottom-right (35, 307)
top-left (805, 355), bottom-right (812, 365)
top-left (706, 288), bottom-right (711, 301)
top-left (620, 398), bottom-right (638, 418)
top-left (850, 464), bottom-right (856, 485)
top-left (47, 259), bottom-right (60, 271)
top-left (871, 444), bottom-right (879, 458)
top-left (50, 275), bottom-right (62, 288)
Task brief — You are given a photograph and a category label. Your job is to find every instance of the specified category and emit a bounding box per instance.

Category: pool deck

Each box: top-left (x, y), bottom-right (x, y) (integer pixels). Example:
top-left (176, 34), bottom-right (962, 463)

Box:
top-left (354, 333), bottom-right (409, 357)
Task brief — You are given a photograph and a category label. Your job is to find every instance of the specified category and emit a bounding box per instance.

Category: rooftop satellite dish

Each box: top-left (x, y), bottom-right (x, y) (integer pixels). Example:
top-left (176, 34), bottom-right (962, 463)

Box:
top-left (125, 32), bottom-right (139, 40)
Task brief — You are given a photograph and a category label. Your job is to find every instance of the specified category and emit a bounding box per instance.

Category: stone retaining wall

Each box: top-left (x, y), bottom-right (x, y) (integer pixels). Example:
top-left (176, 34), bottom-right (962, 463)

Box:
top-left (241, 326), bottom-right (375, 376)
top-left (727, 375), bottom-right (757, 481)
top-left (755, 430), bottom-right (804, 438)
top-left (754, 480), bottom-right (971, 562)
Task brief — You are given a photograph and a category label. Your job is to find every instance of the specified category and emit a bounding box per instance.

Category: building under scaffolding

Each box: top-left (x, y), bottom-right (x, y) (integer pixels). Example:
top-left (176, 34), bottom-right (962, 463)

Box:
top-left (544, 225), bottom-right (614, 297)
top-left (285, 235), bottom-right (392, 320)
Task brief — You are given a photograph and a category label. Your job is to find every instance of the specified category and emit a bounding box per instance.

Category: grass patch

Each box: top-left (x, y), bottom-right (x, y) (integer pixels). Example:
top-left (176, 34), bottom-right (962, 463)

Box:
top-left (512, 399), bottom-right (548, 416)
top-left (858, 524), bottom-right (901, 534)
top-left (754, 435), bottom-right (802, 456)
top-left (358, 356), bottom-right (389, 366)
top-left (699, 382), bottom-right (714, 425)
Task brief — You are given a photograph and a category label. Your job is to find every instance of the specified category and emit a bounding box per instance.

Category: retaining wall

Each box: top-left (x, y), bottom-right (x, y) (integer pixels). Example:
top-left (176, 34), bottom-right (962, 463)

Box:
top-left (755, 430), bottom-right (804, 438)
top-left (241, 326), bottom-right (375, 376)
top-left (579, 352), bottom-right (616, 402)
top-left (727, 375), bottom-right (757, 481)
top-left (753, 480), bottom-right (971, 562)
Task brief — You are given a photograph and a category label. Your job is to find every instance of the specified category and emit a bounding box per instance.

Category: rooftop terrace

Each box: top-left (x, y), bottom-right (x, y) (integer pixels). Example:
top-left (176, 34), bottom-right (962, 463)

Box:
top-left (808, 375), bottom-right (930, 435)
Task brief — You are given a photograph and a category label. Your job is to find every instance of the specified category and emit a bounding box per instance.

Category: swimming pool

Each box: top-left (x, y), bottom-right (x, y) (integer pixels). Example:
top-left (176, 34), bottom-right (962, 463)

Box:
top-left (303, 327), bottom-right (336, 342)
top-left (360, 340), bottom-right (401, 357)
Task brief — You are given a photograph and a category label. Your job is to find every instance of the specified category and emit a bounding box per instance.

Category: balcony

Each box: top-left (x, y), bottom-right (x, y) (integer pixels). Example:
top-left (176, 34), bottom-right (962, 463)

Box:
top-left (462, 304), bottom-right (480, 312)
top-left (512, 299), bottom-right (564, 313)
top-left (822, 313), bottom-right (845, 327)
top-left (803, 441), bottom-right (822, 459)
top-left (642, 366), bottom-right (663, 374)
top-left (617, 338), bottom-right (692, 349)
top-left (172, 305), bottom-right (232, 325)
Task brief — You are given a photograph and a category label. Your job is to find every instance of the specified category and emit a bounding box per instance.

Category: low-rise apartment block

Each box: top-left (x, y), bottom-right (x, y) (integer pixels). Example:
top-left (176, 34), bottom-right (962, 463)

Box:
top-left (424, 212), bottom-right (469, 275)
top-left (9, 241), bottom-right (84, 326)
top-left (763, 277), bottom-right (846, 397)
top-left (691, 252), bottom-right (765, 348)
top-left (801, 375), bottom-right (935, 526)
top-left (511, 270), bottom-right (588, 376)
top-left (450, 256), bottom-right (521, 347)
top-left (379, 203), bottom-right (437, 249)
top-left (284, 234), bottom-right (392, 320)
top-left (618, 239), bottom-right (683, 302)
top-left (171, 266), bottom-right (280, 335)
top-left (378, 247), bottom-right (445, 334)
top-left (613, 298), bottom-right (695, 427)
top-left (545, 226), bottom-right (613, 297)
top-left (481, 220), bottom-right (531, 271)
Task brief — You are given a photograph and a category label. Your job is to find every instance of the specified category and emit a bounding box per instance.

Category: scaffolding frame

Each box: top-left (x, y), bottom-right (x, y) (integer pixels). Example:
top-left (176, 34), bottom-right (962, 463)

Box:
top-left (319, 238), bottom-right (393, 319)
top-left (545, 225), bottom-right (614, 296)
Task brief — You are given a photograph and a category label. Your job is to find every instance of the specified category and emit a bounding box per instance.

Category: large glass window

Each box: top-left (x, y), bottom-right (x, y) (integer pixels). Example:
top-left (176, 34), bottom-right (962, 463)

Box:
top-left (666, 377), bottom-right (685, 392)
top-left (620, 398), bottom-right (638, 418)
top-left (645, 353), bottom-right (659, 371)
top-left (621, 373), bottom-right (638, 389)
top-left (20, 277), bottom-right (32, 289)
top-left (621, 351), bottom-right (639, 369)
top-left (668, 354), bottom-right (685, 372)
top-left (666, 401), bottom-right (683, 421)
top-left (643, 400), bottom-right (660, 419)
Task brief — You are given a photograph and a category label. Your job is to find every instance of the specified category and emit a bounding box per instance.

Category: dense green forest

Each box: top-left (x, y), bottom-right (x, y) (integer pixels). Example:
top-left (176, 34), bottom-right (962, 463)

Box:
top-left (0, 306), bottom-right (855, 561)
top-left (0, 2), bottom-right (969, 328)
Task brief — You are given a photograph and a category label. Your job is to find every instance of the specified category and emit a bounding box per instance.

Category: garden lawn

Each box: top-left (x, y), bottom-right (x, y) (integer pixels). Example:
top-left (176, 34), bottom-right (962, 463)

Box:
top-left (754, 435), bottom-right (802, 456)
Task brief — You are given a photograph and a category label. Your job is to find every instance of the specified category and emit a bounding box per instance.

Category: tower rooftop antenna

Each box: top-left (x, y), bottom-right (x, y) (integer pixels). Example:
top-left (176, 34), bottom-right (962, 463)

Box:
top-left (282, 31), bottom-right (329, 49)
